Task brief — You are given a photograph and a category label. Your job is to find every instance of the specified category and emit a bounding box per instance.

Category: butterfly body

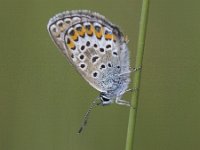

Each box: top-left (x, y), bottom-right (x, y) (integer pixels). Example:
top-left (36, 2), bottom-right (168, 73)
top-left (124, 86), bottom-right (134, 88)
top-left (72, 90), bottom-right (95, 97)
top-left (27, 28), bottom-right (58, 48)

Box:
top-left (47, 10), bottom-right (130, 105)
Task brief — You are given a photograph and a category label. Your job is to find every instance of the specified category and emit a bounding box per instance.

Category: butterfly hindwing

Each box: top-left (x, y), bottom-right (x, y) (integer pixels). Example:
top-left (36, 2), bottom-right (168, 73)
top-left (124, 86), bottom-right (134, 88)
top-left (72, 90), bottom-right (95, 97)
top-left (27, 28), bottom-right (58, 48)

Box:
top-left (47, 10), bottom-right (130, 92)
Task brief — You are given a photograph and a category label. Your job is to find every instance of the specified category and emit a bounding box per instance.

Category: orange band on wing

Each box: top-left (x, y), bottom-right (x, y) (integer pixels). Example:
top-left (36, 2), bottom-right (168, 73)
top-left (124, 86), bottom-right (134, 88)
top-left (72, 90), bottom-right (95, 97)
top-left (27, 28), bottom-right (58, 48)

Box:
top-left (95, 26), bottom-right (103, 39)
top-left (66, 38), bottom-right (76, 50)
top-left (85, 24), bottom-right (94, 36)
top-left (105, 33), bottom-right (113, 40)
top-left (68, 29), bottom-right (79, 41)
top-left (76, 26), bottom-right (86, 37)
top-left (72, 32), bottom-right (79, 41)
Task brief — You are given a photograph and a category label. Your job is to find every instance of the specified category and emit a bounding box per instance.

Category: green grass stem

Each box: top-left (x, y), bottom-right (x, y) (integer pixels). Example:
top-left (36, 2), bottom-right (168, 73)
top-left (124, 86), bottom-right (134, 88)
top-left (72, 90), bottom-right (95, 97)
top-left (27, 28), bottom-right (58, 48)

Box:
top-left (125, 0), bottom-right (150, 150)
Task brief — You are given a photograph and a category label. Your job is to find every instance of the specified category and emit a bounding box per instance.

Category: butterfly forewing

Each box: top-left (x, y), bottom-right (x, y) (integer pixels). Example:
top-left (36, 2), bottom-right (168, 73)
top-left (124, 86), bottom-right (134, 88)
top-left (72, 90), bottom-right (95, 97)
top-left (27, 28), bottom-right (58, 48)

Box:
top-left (47, 10), bottom-right (130, 93)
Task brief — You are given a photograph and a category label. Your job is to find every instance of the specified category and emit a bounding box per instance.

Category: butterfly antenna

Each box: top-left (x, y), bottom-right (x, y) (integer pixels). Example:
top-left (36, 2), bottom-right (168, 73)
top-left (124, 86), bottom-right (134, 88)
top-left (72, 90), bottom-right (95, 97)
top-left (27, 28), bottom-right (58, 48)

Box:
top-left (77, 97), bottom-right (101, 134)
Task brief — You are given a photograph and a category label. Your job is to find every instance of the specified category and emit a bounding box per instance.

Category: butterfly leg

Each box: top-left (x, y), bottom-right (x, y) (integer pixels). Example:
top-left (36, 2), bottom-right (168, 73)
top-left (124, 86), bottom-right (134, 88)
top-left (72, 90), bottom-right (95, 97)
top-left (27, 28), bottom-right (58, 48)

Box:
top-left (129, 66), bottom-right (142, 73)
top-left (116, 98), bottom-right (138, 109)
top-left (124, 88), bottom-right (139, 93)
top-left (115, 88), bottom-right (139, 107)
top-left (115, 97), bottom-right (131, 107)
top-left (119, 66), bottom-right (142, 77)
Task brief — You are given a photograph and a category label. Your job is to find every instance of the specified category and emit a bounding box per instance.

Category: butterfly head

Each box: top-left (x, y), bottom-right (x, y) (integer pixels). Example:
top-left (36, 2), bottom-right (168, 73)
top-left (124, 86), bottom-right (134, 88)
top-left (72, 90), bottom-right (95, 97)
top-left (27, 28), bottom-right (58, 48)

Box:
top-left (99, 92), bottom-right (114, 105)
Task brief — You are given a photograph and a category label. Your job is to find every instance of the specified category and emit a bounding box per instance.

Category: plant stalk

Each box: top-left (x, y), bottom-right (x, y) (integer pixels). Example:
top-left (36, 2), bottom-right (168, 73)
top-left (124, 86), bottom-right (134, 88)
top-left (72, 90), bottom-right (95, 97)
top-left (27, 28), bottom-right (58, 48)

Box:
top-left (125, 0), bottom-right (150, 150)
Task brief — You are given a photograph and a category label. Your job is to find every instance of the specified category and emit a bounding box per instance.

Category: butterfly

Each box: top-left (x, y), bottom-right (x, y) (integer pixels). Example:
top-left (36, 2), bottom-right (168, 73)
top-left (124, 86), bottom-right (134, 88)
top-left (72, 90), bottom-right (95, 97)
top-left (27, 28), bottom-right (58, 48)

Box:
top-left (47, 10), bottom-right (133, 133)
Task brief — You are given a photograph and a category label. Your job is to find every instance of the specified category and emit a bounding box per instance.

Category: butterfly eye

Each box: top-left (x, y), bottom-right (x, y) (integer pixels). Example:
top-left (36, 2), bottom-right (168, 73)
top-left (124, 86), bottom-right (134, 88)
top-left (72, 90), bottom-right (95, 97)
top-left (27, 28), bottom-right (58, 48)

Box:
top-left (101, 96), bottom-right (110, 102)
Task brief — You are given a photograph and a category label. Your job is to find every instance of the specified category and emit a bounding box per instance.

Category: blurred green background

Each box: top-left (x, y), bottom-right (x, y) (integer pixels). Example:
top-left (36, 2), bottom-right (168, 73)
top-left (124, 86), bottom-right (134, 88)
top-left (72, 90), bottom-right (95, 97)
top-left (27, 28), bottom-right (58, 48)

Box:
top-left (0, 0), bottom-right (200, 150)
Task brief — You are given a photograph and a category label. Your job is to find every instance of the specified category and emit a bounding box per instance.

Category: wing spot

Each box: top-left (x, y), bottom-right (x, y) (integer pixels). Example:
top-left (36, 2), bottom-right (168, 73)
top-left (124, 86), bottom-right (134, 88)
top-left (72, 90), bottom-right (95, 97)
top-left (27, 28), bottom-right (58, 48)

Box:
top-left (58, 22), bottom-right (63, 27)
top-left (108, 63), bottom-right (112, 67)
top-left (80, 63), bottom-right (86, 69)
top-left (105, 30), bottom-right (113, 40)
top-left (106, 44), bottom-right (111, 49)
top-left (85, 24), bottom-right (93, 36)
top-left (69, 29), bottom-right (75, 36)
top-left (105, 30), bottom-right (109, 34)
top-left (71, 46), bottom-right (76, 50)
top-left (85, 24), bottom-right (91, 30)
top-left (93, 72), bottom-right (98, 78)
top-left (86, 41), bottom-right (90, 47)
top-left (76, 25), bottom-right (85, 38)
top-left (113, 35), bottom-right (117, 42)
top-left (94, 24), bottom-right (102, 39)
top-left (67, 38), bottom-right (71, 44)
top-left (92, 56), bottom-right (99, 63)
top-left (72, 17), bottom-right (80, 22)
top-left (68, 29), bottom-right (79, 41)
top-left (113, 52), bottom-right (118, 56)
top-left (76, 26), bottom-right (82, 31)
top-left (100, 48), bottom-right (104, 53)
top-left (94, 44), bottom-right (98, 48)
top-left (66, 38), bottom-right (76, 50)
top-left (100, 64), bottom-right (106, 70)
top-left (74, 37), bottom-right (79, 42)
top-left (50, 25), bottom-right (57, 32)
top-left (79, 54), bottom-right (84, 60)
top-left (94, 25), bottom-right (101, 32)
top-left (64, 18), bottom-right (71, 24)
top-left (80, 45), bottom-right (85, 51)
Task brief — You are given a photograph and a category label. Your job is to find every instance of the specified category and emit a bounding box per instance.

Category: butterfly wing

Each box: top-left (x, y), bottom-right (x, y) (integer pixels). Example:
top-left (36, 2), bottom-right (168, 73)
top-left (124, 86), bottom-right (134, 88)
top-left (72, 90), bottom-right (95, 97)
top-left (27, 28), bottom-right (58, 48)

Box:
top-left (47, 10), bottom-right (130, 92)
